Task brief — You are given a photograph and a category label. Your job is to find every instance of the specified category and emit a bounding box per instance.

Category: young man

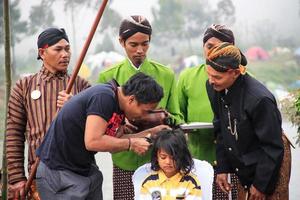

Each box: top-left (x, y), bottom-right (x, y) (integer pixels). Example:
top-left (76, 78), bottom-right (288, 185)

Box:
top-left (35, 72), bottom-right (168, 199)
top-left (6, 27), bottom-right (90, 200)
top-left (98, 15), bottom-right (182, 199)
top-left (206, 42), bottom-right (291, 200)
top-left (177, 24), bottom-right (239, 199)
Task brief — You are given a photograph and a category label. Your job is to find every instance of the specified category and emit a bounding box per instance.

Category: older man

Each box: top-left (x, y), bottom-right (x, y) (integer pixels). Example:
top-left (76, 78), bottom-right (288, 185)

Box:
top-left (206, 42), bottom-right (291, 200)
top-left (6, 27), bottom-right (90, 199)
top-left (98, 15), bottom-right (182, 200)
top-left (177, 24), bottom-right (239, 199)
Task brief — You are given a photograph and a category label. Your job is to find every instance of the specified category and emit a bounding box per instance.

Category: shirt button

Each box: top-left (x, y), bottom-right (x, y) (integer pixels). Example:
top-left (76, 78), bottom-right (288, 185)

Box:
top-left (228, 147), bottom-right (232, 151)
top-left (213, 160), bottom-right (217, 165)
top-left (213, 140), bottom-right (217, 144)
top-left (225, 105), bottom-right (228, 108)
top-left (235, 168), bottom-right (239, 172)
top-left (244, 185), bottom-right (248, 189)
top-left (227, 126), bottom-right (231, 130)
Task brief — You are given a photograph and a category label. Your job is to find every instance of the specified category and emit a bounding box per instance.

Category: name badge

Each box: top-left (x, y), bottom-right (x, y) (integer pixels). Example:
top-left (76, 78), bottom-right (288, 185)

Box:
top-left (31, 90), bottom-right (41, 100)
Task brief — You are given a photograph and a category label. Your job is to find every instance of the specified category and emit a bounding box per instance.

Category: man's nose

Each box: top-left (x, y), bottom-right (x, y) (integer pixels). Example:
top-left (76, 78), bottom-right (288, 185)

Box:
top-left (136, 45), bottom-right (143, 53)
top-left (62, 49), bottom-right (70, 57)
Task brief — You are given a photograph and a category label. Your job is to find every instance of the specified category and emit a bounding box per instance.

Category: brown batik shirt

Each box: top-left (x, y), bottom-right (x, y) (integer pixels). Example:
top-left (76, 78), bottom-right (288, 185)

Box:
top-left (6, 66), bottom-right (90, 184)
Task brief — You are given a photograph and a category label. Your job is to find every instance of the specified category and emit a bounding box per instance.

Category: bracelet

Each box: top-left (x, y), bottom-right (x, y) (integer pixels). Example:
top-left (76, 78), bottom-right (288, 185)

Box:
top-left (127, 138), bottom-right (131, 151)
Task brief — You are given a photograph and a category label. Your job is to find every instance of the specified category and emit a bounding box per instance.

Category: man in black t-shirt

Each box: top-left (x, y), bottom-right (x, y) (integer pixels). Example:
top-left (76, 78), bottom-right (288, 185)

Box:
top-left (35, 72), bottom-right (168, 199)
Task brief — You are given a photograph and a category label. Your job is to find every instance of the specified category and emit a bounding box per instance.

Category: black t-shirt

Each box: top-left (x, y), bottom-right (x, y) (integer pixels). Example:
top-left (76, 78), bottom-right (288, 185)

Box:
top-left (36, 83), bottom-right (122, 176)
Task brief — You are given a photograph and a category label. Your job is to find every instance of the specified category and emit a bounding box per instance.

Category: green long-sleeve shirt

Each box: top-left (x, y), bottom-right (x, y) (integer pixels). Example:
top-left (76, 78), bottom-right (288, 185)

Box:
top-left (177, 64), bottom-right (216, 165)
top-left (98, 58), bottom-right (183, 170)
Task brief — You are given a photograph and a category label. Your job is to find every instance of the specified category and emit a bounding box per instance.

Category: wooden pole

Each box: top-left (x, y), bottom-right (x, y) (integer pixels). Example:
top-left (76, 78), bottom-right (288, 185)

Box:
top-left (1, 0), bottom-right (12, 199)
top-left (24, 0), bottom-right (109, 196)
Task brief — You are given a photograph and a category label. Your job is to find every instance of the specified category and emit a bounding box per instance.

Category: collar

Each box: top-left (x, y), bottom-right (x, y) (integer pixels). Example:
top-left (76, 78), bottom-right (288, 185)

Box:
top-left (126, 57), bottom-right (147, 71)
top-left (37, 66), bottom-right (68, 83)
top-left (157, 170), bottom-right (183, 185)
top-left (221, 74), bottom-right (244, 105)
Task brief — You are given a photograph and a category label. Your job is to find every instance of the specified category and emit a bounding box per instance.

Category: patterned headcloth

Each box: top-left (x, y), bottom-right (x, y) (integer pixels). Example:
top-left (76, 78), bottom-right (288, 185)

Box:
top-left (119, 15), bottom-right (152, 41)
top-left (203, 24), bottom-right (235, 45)
top-left (206, 42), bottom-right (247, 73)
top-left (37, 27), bottom-right (69, 59)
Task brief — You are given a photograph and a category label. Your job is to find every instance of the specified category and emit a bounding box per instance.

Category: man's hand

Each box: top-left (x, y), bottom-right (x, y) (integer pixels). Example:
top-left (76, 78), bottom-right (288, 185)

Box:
top-left (130, 137), bottom-right (151, 155)
top-left (248, 185), bottom-right (266, 200)
top-left (8, 180), bottom-right (26, 200)
top-left (57, 90), bottom-right (73, 108)
top-left (148, 124), bottom-right (171, 137)
top-left (216, 173), bottom-right (231, 194)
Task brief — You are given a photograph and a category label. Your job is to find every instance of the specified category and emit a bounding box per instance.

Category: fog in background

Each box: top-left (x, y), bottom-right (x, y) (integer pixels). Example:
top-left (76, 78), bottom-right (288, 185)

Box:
top-left (5, 0), bottom-right (300, 66)
top-left (1, 1), bottom-right (300, 199)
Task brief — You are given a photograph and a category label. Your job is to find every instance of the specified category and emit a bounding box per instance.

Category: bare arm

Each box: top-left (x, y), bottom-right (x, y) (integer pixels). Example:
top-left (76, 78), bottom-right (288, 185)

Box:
top-left (84, 115), bottom-right (150, 155)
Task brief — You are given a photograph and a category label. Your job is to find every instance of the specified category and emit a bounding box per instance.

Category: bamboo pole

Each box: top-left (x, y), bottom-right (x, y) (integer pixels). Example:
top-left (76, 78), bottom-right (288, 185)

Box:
top-left (1, 0), bottom-right (12, 199)
top-left (24, 0), bottom-right (109, 196)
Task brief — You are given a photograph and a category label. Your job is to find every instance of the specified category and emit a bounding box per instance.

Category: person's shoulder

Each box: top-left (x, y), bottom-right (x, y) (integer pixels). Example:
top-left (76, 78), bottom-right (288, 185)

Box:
top-left (179, 64), bottom-right (206, 78)
top-left (244, 74), bottom-right (276, 102)
top-left (148, 59), bottom-right (174, 75)
top-left (100, 60), bottom-right (126, 75)
top-left (142, 171), bottom-right (159, 186)
top-left (182, 172), bottom-right (201, 186)
top-left (14, 73), bottom-right (37, 88)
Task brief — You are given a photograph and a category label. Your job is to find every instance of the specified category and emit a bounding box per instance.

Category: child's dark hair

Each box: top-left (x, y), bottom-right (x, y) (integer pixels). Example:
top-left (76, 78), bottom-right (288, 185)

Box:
top-left (122, 72), bottom-right (164, 104)
top-left (150, 129), bottom-right (194, 175)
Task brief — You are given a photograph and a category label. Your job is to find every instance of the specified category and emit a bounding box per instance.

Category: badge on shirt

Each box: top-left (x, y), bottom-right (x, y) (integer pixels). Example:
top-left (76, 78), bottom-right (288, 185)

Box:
top-left (31, 90), bottom-right (41, 100)
top-left (151, 191), bottom-right (161, 200)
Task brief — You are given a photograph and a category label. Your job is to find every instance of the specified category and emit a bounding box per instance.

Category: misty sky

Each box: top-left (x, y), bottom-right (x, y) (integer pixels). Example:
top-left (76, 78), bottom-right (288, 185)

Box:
top-left (17, 0), bottom-right (300, 57)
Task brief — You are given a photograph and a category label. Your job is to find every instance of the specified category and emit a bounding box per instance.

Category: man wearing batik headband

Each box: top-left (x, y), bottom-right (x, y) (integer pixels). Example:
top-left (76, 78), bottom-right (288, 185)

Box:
top-left (6, 27), bottom-right (90, 200)
top-left (206, 42), bottom-right (291, 200)
top-left (177, 24), bottom-right (241, 199)
top-left (98, 15), bottom-right (182, 200)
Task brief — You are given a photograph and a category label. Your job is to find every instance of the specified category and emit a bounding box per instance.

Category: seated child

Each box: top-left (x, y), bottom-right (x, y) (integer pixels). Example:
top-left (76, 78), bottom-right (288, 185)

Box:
top-left (140, 129), bottom-right (202, 200)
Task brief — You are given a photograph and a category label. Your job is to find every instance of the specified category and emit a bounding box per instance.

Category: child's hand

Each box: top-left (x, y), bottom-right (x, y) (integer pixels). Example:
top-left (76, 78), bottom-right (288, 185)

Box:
top-left (130, 137), bottom-right (151, 155)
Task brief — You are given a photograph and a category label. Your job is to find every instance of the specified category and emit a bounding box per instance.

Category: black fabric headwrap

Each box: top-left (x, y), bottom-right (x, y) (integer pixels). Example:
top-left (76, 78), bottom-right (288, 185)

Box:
top-left (119, 16), bottom-right (152, 41)
top-left (37, 28), bottom-right (69, 59)
top-left (206, 43), bottom-right (247, 72)
top-left (203, 24), bottom-right (235, 45)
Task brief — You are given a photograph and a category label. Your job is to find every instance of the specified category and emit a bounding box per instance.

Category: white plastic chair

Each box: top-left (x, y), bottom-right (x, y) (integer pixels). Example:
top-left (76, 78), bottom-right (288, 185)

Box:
top-left (132, 158), bottom-right (214, 200)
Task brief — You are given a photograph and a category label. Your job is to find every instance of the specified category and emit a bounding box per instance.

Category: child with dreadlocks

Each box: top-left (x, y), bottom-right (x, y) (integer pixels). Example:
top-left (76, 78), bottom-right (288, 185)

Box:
top-left (140, 129), bottom-right (202, 200)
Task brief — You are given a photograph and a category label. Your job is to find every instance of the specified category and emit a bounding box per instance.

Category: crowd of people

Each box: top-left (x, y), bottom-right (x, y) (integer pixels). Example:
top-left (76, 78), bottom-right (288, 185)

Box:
top-left (4, 14), bottom-right (291, 200)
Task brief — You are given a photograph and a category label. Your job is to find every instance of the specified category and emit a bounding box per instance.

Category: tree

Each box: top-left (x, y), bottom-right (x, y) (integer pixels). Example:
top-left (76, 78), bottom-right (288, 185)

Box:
top-left (0, 0), bottom-right (27, 77)
top-left (214, 0), bottom-right (235, 25)
top-left (94, 33), bottom-right (115, 53)
top-left (2, 0), bottom-right (12, 198)
top-left (98, 4), bottom-right (122, 34)
top-left (28, 1), bottom-right (55, 34)
top-left (0, 0), bottom-right (4, 47)
top-left (151, 0), bottom-right (184, 42)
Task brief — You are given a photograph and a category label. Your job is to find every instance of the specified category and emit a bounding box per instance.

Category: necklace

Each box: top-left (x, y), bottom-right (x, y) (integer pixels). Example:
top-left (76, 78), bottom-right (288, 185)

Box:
top-left (226, 105), bottom-right (238, 140)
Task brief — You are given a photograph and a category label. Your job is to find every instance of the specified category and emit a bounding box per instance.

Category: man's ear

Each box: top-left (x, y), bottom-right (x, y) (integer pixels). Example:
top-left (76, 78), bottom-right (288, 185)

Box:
top-left (119, 38), bottom-right (125, 48)
top-left (233, 69), bottom-right (241, 79)
top-left (128, 95), bottom-right (135, 104)
top-left (38, 48), bottom-right (45, 60)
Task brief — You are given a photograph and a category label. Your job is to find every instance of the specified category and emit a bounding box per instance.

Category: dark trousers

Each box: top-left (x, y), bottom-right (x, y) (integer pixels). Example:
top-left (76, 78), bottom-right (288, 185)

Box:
top-left (36, 161), bottom-right (103, 200)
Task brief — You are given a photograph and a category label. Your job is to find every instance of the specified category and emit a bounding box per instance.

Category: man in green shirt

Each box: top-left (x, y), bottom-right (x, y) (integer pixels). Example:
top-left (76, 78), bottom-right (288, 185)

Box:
top-left (98, 15), bottom-right (182, 200)
top-left (177, 24), bottom-right (239, 199)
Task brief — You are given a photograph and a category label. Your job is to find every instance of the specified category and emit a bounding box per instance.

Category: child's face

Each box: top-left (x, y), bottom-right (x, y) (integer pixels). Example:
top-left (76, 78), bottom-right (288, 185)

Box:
top-left (157, 149), bottom-right (177, 178)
